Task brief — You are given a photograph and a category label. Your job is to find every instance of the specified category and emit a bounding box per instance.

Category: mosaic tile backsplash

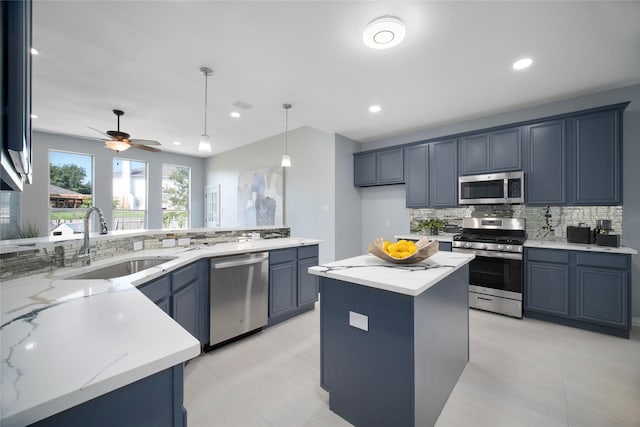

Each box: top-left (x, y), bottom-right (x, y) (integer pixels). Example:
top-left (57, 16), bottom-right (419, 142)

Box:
top-left (410, 205), bottom-right (623, 242)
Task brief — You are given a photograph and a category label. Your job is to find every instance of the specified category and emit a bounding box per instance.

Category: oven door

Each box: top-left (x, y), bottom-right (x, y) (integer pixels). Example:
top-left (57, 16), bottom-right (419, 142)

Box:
top-left (453, 248), bottom-right (522, 298)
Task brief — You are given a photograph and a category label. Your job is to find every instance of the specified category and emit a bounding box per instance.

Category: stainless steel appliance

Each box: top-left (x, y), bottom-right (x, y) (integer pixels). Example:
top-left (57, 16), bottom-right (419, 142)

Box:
top-left (209, 252), bottom-right (269, 346)
top-left (453, 217), bottom-right (526, 318)
top-left (458, 171), bottom-right (524, 205)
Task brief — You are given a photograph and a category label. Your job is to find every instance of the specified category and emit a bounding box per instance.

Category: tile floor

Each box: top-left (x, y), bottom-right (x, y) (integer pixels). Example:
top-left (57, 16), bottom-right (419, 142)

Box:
top-left (184, 305), bottom-right (640, 427)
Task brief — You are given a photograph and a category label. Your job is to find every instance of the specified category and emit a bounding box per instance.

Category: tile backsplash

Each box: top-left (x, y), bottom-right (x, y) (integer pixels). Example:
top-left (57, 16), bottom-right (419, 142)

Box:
top-left (410, 205), bottom-right (623, 242)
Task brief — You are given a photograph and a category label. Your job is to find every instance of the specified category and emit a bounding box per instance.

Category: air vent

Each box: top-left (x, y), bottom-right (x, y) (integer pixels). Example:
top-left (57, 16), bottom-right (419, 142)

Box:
top-left (233, 101), bottom-right (253, 110)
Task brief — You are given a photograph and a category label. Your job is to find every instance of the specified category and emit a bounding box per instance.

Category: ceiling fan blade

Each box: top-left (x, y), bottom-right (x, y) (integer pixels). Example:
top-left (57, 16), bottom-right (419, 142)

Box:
top-left (131, 144), bottom-right (161, 152)
top-left (129, 139), bottom-right (161, 146)
top-left (88, 126), bottom-right (111, 139)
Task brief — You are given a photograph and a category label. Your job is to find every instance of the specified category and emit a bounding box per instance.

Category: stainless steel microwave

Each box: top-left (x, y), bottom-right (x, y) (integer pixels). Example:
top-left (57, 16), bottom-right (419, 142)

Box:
top-left (458, 171), bottom-right (524, 205)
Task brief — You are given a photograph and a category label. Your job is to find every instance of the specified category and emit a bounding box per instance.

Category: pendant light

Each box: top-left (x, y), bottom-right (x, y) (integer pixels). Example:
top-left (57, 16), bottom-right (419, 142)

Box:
top-left (198, 66), bottom-right (213, 152)
top-left (281, 103), bottom-right (292, 167)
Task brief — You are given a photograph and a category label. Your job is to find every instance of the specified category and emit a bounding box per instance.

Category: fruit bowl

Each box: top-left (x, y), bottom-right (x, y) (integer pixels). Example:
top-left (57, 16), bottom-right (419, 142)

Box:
top-left (367, 237), bottom-right (439, 264)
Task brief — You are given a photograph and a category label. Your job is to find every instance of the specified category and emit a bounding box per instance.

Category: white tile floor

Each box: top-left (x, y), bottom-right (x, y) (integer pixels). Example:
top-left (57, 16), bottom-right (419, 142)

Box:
top-left (184, 305), bottom-right (640, 427)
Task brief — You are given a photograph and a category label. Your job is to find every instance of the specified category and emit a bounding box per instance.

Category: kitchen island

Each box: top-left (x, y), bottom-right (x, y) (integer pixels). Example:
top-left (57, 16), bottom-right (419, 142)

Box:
top-left (309, 251), bottom-right (474, 427)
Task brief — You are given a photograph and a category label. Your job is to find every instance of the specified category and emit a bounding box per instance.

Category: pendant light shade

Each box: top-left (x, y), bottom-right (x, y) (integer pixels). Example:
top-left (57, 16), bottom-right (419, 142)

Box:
top-left (281, 103), bottom-right (292, 168)
top-left (198, 66), bottom-right (213, 152)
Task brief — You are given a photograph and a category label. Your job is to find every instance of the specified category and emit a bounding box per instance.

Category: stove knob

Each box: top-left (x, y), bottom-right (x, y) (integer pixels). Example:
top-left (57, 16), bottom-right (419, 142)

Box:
top-left (464, 242), bottom-right (472, 248)
top-left (506, 245), bottom-right (513, 251)
top-left (482, 244), bottom-right (488, 250)
top-left (497, 244), bottom-right (504, 251)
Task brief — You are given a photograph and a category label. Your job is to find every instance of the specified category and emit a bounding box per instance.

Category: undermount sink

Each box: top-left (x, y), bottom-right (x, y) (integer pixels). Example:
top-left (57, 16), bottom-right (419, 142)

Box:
top-left (63, 256), bottom-right (178, 280)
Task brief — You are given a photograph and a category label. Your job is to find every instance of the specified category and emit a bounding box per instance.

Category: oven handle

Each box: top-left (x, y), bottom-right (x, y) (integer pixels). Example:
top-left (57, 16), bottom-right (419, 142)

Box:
top-left (452, 247), bottom-right (522, 261)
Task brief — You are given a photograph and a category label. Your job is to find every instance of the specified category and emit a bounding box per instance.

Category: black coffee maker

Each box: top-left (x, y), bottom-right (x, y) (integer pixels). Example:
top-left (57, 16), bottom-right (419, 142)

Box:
top-left (593, 219), bottom-right (620, 247)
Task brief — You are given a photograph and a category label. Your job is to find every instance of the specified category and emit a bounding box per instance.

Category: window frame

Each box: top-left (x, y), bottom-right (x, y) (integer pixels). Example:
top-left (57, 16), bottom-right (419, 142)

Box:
top-left (161, 163), bottom-right (191, 230)
top-left (112, 157), bottom-right (148, 231)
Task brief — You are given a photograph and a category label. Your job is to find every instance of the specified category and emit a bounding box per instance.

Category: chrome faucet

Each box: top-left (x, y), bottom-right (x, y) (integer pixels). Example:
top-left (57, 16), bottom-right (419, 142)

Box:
top-left (78, 206), bottom-right (108, 266)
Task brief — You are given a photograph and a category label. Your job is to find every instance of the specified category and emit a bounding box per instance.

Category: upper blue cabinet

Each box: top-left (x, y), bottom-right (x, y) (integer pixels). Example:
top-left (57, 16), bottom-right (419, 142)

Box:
top-left (459, 127), bottom-right (521, 175)
top-left (354, 148), bottom-right (404, 187)
top-left (405, 139), bottom-right (457, 208)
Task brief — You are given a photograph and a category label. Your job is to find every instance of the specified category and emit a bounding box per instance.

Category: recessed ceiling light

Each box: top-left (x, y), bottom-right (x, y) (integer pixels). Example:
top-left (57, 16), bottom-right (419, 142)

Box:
top-left (230, 111), bottom-right (241, 118)
top-left (363, 16), bottom-right (406, 50)
top-left (30, 114), bottom-right (38, 119)
top-left (30, 48), bottom-right (39, 55)
top-left (513, 57), bottom-right (533, 70)
top-left (172, 141), bottom-right (181, 146)
top-left (369, 105), bottom-right (382, 113)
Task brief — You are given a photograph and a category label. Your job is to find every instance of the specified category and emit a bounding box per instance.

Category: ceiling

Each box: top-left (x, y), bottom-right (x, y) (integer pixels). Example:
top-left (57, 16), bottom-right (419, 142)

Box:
top-left (32, 1), bottom-right (640, 158)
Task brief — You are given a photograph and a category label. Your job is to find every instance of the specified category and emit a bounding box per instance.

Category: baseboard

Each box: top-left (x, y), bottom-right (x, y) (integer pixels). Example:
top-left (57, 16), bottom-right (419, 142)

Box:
top-left (633, 316), bottom-right (640, 327)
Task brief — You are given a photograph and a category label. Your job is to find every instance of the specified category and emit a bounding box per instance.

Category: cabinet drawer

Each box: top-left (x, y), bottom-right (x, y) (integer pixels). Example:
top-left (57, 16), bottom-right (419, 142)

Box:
top-left (298, 245), bottom-right (319, 260)
top-left (270, 248), bottom-right (297, 264)
top-left (172, 261), bottom-right (201, 292)
top-left (139, 275), bottom-right (171, 301)
top-left (575, 252), bottom-right (628, 269)
top-left (526, 248), bottom-right (569, 264)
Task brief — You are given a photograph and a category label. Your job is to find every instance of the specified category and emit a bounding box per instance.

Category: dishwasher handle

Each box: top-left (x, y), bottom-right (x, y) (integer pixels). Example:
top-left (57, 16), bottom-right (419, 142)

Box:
top-left (211, 252), bottom-right (269, 269)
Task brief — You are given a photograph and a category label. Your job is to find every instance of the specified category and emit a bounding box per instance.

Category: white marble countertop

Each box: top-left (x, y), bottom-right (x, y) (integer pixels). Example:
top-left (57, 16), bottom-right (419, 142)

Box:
top-left (308, 251), bottom-right (474, 297)
top-left (395, 233), bottom-right (456, 242)
top-left (0, 237), bottom-right (321, 427)
top-left (524, 239), bottom-right (637, 255)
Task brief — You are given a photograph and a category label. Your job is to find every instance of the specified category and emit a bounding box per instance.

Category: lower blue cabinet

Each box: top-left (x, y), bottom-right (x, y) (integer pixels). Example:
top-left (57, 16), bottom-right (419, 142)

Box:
top-left (269, 245), bottom-right (319, 326)
top-left (139, 259), bottom-right (209, 347)
top-left (524, 248), bottom-right (631, 337)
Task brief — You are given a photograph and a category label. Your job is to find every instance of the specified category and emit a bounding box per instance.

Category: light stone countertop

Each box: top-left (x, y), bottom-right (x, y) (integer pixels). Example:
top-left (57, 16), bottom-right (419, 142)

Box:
top-left (0, 237), bottom-right (321, 427)
top-left (524, 239), bottom-right (637, 255)
top-left (308, 251), bottom-right (474, 297)
top-left (395, 233), bottom-right (456, 242)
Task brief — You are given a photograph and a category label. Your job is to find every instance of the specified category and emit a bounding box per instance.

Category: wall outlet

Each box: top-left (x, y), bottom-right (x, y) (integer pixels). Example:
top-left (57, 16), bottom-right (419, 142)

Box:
top-left (162, 239), bottom-right (176, 248)
top-left (133, 241), bottom-right (143, 251)
top-left (251, 232), bottom-right (261, 241)
top-left (177, 238), bottom-right (191, 246)
top-left (385, 219), bottom-right (391, 227)
top-left (349, 311), bottom-right (369, 332)
top-left (554, 227), bottom-right (562, 237)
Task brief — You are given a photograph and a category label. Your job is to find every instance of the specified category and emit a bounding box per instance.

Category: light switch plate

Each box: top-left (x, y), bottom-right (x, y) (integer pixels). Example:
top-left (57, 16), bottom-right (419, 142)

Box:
top-left (177, 238), bottom-right (191, 246)
top-left (162, 239), bottom-right (176, 248)
top-left (349, 311), bottom-right (369, 332)
top-left (133, 241), bottom-right (143, 251)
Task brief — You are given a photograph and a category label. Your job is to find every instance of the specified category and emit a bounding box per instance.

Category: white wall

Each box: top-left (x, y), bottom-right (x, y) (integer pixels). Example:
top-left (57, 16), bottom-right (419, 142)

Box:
top-left (206, 126), bottom-right (336, 263)
top-left (21, 131), bottom-right (206, 235)
top-left (360, 185), bottom-right (410, 253)
top-left (334, 134), bottom-right (363, 259)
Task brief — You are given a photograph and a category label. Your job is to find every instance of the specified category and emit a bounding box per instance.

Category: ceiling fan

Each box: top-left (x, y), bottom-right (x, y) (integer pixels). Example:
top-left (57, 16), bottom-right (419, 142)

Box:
top-left (89, 109), bottom-right (161, 152)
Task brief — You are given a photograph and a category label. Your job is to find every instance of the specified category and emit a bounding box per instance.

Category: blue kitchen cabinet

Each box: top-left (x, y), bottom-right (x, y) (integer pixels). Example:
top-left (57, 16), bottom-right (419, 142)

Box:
top-left (32, 365), bottom-right (186, 427)
top-left (523, 119), bottom-right (567, 205)
top-left (459, 133), bottom-right (489, 175)
top-left (354, 148), bottom-right (404, 187)
top-left (405, 143), bottom-right (429, 208)
top-left (269, 245), bottom-right (319, 326)
top-left (525, 249), bottom-right (570, 316)
top-left (138, 259), bottom-right (209, 347)
top-left (459, 127), bottom-right (521, 175)
top-left (429, 138), bottom-right (458, 207)
top-left (438, 241), bottom-right (452, 252)
top-left (524, 248), bottom-right (631, 338)
top-left (353, 152), bottom-right (376, 186)
top-left (569, 107), bottom-right (622, 205)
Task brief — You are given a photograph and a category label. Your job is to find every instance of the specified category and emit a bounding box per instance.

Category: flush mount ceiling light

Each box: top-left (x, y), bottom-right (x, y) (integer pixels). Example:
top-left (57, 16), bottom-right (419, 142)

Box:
top-left (513, 57), bottom-right (533, 70)
top-left (369, 105), bottom-right (382, 113)
top-left (198, 66), bottom-right (213, 152)
top-left (281, 103), bottom-right (292, 168)
top-left (363, 16), bottom-right (406, 50)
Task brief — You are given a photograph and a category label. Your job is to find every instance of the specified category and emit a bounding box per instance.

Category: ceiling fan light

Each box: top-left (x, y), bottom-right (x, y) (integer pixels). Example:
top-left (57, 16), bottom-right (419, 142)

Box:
top-left (198, 135), bottom-right (212, 152)
top-left (281, 154), bottom-right (291, 168)
top-left (105, 139), bottom-right (130, 152)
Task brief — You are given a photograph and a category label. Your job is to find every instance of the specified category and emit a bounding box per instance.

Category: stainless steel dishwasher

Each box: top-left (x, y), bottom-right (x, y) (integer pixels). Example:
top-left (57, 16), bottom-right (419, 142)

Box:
top-left (209, 252), bottom-right (269, 346)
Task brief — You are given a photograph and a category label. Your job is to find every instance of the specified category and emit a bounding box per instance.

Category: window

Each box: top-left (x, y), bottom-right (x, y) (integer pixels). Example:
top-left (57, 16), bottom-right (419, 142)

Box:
top-left (49, 150), bottom-right (93, 236)
top-left (162, 164), bottom-right (190, 229)
top-left (113, 158), bottom-right (147, 230)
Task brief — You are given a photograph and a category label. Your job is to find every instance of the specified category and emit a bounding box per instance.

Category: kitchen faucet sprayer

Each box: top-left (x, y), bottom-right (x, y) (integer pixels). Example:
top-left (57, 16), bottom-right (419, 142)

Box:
top-left (78, 206), bottom-right (108, 266)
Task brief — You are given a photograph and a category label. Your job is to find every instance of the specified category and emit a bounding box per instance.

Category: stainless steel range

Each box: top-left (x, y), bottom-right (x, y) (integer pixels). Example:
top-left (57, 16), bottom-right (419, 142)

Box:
top-left (452, 217), bottom-right (526, 318)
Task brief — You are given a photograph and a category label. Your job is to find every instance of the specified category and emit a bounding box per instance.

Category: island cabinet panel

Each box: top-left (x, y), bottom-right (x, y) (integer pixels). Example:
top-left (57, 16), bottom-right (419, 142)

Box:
top-left (524, 119), bottom-right (567, 205)
top-left (354, 148), bottom-right (404, 187)
top-left (439, 241), bottom-right (452, 251)
top-left (138, 259), bottom-right (209, 346)
top-left (524, 248), bottom-right (631, 337)
top-left (269, 245), bottom-right (319, 326)
top-left (320, 266), bottom-right (469, 427)
top-left (429, 138), bottom-right (458, 207)
top-left (569, 108), bottom-right (621, 205)
top-left (405, 143), bottom-right (429, 208)
top-left (32, 365), bottom-right (186, 427)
